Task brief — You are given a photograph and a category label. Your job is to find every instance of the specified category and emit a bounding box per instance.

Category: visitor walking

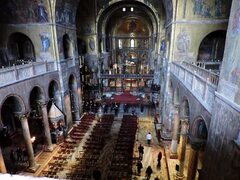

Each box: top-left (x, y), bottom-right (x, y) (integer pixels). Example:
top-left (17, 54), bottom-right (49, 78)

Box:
top-left (157, 151), bottom-right (162, 168)
top-left (136, 160), bottom-right (143, 175)
top-left (10, 149), bottom-right (15, 163)
top-left (138, 144), bottom-right (144, 160)
top-left (146, 132), bottom-right (152, 146)
top-left (145, 165), bottom-right (153, 179)
top-left (16, 147), bottom-right (23, 162)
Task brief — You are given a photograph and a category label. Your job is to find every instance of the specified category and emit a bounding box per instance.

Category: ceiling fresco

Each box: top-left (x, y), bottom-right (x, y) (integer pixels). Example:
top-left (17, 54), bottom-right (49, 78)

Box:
top-left (96, 0), bottom-right (173, 24)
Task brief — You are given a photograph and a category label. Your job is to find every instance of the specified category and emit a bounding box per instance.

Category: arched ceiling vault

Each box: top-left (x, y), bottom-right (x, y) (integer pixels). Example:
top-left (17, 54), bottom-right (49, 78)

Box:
top-left (97, 1), bottom-right (162, 37)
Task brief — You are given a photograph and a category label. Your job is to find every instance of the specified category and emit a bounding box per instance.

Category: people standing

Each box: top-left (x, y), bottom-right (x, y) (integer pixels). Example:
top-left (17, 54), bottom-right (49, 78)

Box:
top-left (157, 151), bottom-right (162, 168)
top-left (138, 144), bottom-right (144, 160)
top-left (10, 150), bottom-right (15, 163)
top-left (16, 147), bottom-right (23, 162)
top-left (146, 132), bottom-right (152, 146)
top-left (136, 160), bottom-right (143, 175)
top-left (145, 165), bottom-right (153, 179)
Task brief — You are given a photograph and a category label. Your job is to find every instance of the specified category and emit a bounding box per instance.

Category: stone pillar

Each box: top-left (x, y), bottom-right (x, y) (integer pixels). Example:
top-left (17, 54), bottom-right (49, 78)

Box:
top-left (0, 147), bottom-right (6, 173)
top-left (72, 90), bottom-right (80, 122)
top-left (170, 105), bottom-right (180, 159)
top-left (78, 88), bottom-right (83, 115)
top-left (187, 147), bottom-right (199, 180)
top-left (17, 114), bottom-right (39, 172)
top-left (38, 101), bottom-right (53, 151)
top-left (176, 120), bottom-right (189, 179)
top-left (187, 137), bottom-right (203, 180)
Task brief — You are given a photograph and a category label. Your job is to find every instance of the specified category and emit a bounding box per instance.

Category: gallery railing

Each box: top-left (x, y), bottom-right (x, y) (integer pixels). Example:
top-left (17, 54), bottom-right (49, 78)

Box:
top-left (171, 61), bottom-right (219, 112)
top-left (100, 74), bottom-right (154, 79)
top-left (0, 61), bottom-right (57, 87)
top-left (191, 61), bottom-right (222, 75)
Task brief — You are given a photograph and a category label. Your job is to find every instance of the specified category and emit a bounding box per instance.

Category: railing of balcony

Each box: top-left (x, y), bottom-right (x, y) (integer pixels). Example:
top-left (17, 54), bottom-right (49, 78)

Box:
top-left (171, 61), bottom-right (219, 112)
top-left (191, 61), bottom-right (222, 75)
top-left (100, 74), bottom-right (154, 79)
top-left (0, 61), bottom-right (57, 87)
top-left (181, 61), bottom-right (219, 85)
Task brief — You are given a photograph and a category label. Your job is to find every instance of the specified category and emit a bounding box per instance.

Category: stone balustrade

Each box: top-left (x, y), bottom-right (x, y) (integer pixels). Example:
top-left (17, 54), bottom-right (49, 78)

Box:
top-left (171, 61), bottom-right (219, 112)
top-left (190, 61), bottom-right (222, 75)
top-left (0, 61), bottom-right (57, 87)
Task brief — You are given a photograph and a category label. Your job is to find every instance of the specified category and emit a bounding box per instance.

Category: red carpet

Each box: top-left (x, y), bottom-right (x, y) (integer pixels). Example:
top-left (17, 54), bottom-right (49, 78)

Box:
top-left (112, 92), bottom-right (140, 104)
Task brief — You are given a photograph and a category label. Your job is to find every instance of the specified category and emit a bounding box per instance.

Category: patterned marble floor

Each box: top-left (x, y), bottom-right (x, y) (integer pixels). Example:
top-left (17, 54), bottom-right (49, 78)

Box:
top-left (131, 107), bottom-right (169, 180)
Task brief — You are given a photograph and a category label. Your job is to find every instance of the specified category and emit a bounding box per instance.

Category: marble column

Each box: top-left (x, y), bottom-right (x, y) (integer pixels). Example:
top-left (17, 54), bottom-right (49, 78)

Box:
top-left (38, 101), bottom-right (53, 151)
top-left (78, 88), bottom-right (83, 115)
top-left (170, 105), bottom-right (180, 159)
top-left (176, 120), bottom-right (189, 179)
top-left (72, 90), bottom-right (80, 122)
top-left (17, 114), bottom-right (39, 172)
top-left (69, 88), bottom-right (80, 123)
top-left (0, 147), bottom-right (6, 173)
top-left (187, 142), bottom-right (202, 180)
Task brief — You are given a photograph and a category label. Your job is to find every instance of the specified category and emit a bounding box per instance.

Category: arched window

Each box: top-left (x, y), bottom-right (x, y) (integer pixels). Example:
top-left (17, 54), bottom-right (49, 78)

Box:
top-left (118, 39), bottom-right (123, 49)
top-left (6, 32), bottom-right (35, 67)
top-left (63, 34), bottom-right (73, 59)
top-left (130, 39), bottom-right (135, 48)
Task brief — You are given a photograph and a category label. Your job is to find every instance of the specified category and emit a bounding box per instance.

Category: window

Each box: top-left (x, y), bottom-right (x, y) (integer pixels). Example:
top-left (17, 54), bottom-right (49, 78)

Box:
top-left (118, 39), bottom-right (122, 49)
top-left (131, 7), bottom-right (134, 12)
top-left (122, 7), bottom-right (126, 12)
top-left (130, 39), bottom-right (135, 48)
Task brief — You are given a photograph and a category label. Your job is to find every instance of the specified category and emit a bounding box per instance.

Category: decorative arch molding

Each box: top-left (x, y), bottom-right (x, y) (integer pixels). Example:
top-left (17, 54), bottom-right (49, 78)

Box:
top-left (28, 85), bottom-right (46, 101)
top-left (0, 94), bottom-right (26, 114)
top-left (197, 30), bottom-right (227, 62)
top-left (0, 94), bottom-right (26, 128)
top-left (7, 32), bottom-right (36, 65)
top-left (190, 116), bottom-right (208, 139)
top-left (96, 0), bottom-right (160, 36)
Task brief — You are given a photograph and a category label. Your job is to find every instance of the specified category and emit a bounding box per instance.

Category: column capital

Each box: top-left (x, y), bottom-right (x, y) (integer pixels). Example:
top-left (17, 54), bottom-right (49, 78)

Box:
top-left (36, 100), bottom-right (48, 107)
top-left (14, 112), bottom-right (30, 120)
top-left (174, 104), bottom-right (180, 109)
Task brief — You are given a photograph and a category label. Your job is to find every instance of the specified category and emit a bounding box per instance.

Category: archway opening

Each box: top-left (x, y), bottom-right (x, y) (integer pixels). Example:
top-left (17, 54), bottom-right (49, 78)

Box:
top-left (5, 32), bottom-right (35, 68)
top-left (197, 31), bottom-right (226, 62)
top-left (48, 80), bottom-right (61, 110)
top-left (0, 96), bottom-right (25, 173)
top-left (63, 34), bottom-right (73, 59)
top-left (189, 118), bottom-right (208, 179)
top-left (29, 87), bottom-right (45, 153)
top-left (197, 30), bottom-right (226, 74)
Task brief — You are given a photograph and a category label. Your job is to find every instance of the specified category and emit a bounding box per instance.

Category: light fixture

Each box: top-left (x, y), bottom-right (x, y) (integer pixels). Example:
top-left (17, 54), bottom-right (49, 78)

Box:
top-left (122, 7), bottom-right (126, 12)
top-left (131, 7), bottom-right (134, 12)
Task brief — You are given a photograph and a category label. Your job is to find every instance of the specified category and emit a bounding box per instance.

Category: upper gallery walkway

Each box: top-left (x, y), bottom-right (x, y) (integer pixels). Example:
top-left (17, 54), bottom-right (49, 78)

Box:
top-left (170, 61), bottom-right (220, 113)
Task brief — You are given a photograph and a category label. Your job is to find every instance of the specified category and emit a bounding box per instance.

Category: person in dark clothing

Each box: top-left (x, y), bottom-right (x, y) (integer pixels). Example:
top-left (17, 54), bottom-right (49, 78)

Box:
top-left (138, 144), bottom-right (144, 160)
top-left (145, 166), bottom-right (153, 179)
top-left (16, 147), bottom-right (22, 162)
top-left (157, 151), bottom-right (162, 168)
top-left (10, 149), bottom-right (15, 163)
top-left (93, 169), bottom-right (101, 180)
top-left (22, 148), bottom-right (28, 164)
top-left (136, 160), bottom-right (143, 175)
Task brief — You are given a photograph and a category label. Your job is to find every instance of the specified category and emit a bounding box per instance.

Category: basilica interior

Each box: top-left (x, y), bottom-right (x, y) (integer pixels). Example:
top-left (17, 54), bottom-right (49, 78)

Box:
top-left (0, 0), bottom-right (239, 180)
